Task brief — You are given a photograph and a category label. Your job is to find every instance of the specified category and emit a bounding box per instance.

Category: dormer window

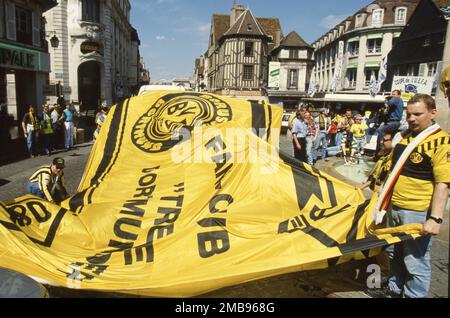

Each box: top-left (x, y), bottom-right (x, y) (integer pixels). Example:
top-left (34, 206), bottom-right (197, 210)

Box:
top-left (395, 7), bottom-right (407, 24)
top-left (355, 14), bottom-right (364, 28)
top-left (247, 24), bottom-right (252, 31)
top-left (372, 9), bottom-right (384, 27)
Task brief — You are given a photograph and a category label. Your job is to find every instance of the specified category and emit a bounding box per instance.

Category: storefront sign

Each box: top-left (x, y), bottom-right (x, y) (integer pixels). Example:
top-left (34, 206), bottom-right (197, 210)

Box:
top-left (0, 42), bottom-right (50, 72)
top-left (0, 46), bottom-right (35, 70)
top-left (268, 62), bottom-right (280, 88)
top-left (80, 41), bottom-right (102, 55)
top-left (392, 76), bottom-right (434, 100)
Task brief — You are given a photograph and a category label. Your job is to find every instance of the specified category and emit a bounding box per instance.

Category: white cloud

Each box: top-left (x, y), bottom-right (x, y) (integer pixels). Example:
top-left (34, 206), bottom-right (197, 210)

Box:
top-left (155, 35), bottom-right (166, 41)
top-left (319, 15), bottom-right (346, 29)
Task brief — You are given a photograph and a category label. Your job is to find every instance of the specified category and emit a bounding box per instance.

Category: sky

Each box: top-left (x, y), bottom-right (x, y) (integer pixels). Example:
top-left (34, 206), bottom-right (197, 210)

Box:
top-left (130, 0), bottom-right (373, 82)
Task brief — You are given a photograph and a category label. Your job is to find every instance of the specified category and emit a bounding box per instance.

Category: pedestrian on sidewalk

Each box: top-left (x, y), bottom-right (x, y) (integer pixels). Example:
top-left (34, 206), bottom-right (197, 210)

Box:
top-left (304, 110), bottom-right (317, 166)
top-left (313, 108), bottom-right (331, 163)
top-left (93, 106), bottom-right (109, 140)
top-left (62, 103), bottom-right (74, 150)
top-left (22, 105), bottom-right (41, 158)
top-left (51, 104), bottom-right (64, 150)
top-left (26, 157), bottom-right (69, 204)
top-left (291, 110), bottom-right (307, 163)
top-left (40, 104), bottom-right (54, 156)
top-left (384, 94), bottom-right (449, 298)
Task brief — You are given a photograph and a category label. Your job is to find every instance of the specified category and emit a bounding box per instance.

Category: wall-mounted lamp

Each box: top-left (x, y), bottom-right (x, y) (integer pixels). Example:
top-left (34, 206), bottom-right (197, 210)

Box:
top-left (46, 31), bottom-right (60, 48)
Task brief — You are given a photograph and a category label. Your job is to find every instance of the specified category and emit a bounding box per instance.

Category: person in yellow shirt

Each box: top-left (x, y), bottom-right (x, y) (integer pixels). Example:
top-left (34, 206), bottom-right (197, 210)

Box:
top-left (350, 114), bottom-right (368, 156)
top-left (40, 104), bottom-right (54, 156)
top-left (384, 94), bottom-right (449, 298)
top-left (26, 157), bottom-right (69, 204)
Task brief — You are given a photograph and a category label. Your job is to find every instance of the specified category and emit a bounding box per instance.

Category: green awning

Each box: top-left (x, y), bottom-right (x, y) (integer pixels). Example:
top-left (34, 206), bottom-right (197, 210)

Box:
top-left (347, 37), bottom-right (360, 43)
top-left (365, 61), bottom-right (380, 68)
top-left (347, 63), bottom-right (358, 69)
top-left (367, 33), bottom-right (383, 39)
top-left (394, 32), bottom-right (401, 38)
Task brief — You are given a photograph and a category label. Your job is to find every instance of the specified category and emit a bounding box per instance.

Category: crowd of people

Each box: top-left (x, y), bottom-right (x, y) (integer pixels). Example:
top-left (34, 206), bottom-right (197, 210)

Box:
top-left (290, 89), bottom-right (407, 167)
top-left (291, 92), bottom-right (449, 299)
top-left (21, 102), bottom-right (78, 158)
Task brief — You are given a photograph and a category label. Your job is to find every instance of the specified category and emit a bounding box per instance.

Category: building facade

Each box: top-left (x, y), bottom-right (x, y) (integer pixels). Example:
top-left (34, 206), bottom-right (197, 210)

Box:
top-left (0, 0), bottom-right (57, 139)
top-left (206, 4), bottom-right (282, 100)
top-left (307, 0), bottom-right (420, 112)
top-left (386, 0), bottom-right (449, 130)
top-left (44, 0), bottom-right (139, 110)
top-left (268, 31), bottom-right (315, 110)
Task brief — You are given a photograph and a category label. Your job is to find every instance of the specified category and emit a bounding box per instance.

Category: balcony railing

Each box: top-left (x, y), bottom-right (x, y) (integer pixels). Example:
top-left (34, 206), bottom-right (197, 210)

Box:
top-left (367, 47), bottom-right (382, 54)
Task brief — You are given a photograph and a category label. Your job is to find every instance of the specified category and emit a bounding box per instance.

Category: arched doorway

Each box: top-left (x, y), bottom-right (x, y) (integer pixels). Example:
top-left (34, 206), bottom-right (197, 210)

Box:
top-left (78, 61), bottom-right (101, 112)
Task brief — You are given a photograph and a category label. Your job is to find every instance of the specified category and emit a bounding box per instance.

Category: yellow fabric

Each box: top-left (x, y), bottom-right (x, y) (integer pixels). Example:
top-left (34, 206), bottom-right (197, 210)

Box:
top-left (350, 123), bottom-right (368, 138)
top-left (41, 114), bottom-right (54, 135)
top-left (369, 154), bottom-right (391, 191)
top-left (0, 92), bottom-right (421, 297)
top-left (391, 130), bottom-right (450, 211)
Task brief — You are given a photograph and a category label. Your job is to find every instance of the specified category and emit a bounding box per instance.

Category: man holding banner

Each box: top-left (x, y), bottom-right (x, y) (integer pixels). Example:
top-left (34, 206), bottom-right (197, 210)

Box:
top-left (383, 94), bottom-right (449, 298)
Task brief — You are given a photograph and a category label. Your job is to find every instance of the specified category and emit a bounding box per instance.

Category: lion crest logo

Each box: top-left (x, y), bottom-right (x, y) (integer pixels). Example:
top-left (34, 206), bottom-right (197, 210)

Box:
top-left (409, 152), bottom-right (423, 164)
top-left (131, 93), bottom-right (232, 153)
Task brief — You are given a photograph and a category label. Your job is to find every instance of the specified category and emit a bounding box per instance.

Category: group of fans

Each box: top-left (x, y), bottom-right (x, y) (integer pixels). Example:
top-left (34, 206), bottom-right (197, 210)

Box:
top-left (291, 92), bottom-right (449, 298)
top-left (290, 89), bottom-right (407, 167)
top-left (21, 103), bottom-right (78, 158)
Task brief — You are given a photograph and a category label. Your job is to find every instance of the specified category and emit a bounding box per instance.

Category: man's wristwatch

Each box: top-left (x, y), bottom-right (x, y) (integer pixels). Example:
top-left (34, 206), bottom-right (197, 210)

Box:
top-left (428, 216), bottom-right (443, 224)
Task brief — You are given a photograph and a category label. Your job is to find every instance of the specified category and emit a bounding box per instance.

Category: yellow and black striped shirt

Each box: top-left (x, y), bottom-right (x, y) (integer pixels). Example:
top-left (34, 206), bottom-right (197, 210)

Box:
top-left (368, 152), bottom-right (392, 191)
top-left (29, 166), bottom-right (67, 202)
top-left (390, 130), bottom-right (450, 211)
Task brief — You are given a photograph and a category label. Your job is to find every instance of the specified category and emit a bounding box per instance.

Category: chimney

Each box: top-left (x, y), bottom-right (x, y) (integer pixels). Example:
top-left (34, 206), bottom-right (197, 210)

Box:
top-left (275, 30), bottom-right (282, 47)
top-left (230, 3), bottom-right (245, 26)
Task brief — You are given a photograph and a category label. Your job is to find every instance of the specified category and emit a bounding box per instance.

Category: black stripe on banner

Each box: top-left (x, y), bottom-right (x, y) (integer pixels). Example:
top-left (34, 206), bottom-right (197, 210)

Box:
top-left (345, 200), bottom-right (371, 243)
top-left (338, 236), bottom-right (389, 255)
top-left (87, 99), bottom-right (130, 205)
top-left (28, 208), bottom-right (68, 247)
top-left (266, 103), bottom-right (272, 141)
top-left (68, 188), bottom-right (89, 212)
top-left (90, 100), bottom-right (126, 186)
top-left (0, 220), bottom-right (20, 231)
top-left (251, 101), bottom-right (266, 139)
top-left (301, 224), bottom-right (339, 247)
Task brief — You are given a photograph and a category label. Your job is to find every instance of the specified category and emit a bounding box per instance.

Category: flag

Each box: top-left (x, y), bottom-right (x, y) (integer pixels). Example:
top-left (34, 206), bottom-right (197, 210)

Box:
top-left (377, 55), bottom-right (388, 93)
top-left (308, 78), bottom-right (316, 97)
top-left (369, 73), bottom-right (378, 97)
top-left (0, 92), bottom-right (421, 297)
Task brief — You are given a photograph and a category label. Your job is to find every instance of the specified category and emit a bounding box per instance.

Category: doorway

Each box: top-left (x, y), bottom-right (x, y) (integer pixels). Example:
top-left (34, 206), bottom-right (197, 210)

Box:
top-left (78, 61), bottom-right (101, 111)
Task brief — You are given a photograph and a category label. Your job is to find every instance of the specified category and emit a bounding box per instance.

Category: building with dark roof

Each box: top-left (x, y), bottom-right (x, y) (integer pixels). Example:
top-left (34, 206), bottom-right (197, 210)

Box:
top-left (205, 3), bottom-right (283, 100)
top-left (386, 0), bottom-right (450, 130)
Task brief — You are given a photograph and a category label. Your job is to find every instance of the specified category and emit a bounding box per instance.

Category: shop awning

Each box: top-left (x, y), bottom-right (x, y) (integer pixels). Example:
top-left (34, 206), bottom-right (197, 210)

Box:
top-left (347, 63), bottom-right (358, 69)
top-left (364, 61), bottom-right (380, 68)
top-left (394, 32), bottom-right (402, 38)
top-left (367, 33), bottom-right (383, 39)
top-left (347, 36), bottom-right (360, 43)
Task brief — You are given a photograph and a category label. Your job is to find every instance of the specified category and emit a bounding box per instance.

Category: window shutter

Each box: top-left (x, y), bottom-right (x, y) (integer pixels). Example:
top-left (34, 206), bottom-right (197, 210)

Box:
top-left (418, 63), bottom-right (426, 77)
top-left (5, 0), bottom-right (16, 41)
top-left (32, 11), bottom-right (41, 47)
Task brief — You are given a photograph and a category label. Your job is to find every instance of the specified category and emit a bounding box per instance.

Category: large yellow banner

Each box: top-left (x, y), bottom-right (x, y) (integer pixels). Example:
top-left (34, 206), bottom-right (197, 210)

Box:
top-left (0, 92), bottom-right (421, 297)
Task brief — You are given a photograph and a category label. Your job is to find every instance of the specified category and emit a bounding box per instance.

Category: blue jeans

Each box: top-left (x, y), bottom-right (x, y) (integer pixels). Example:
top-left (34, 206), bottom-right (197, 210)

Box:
top-left (305, 135), bottom-right (314, 165)
top-left (314, 132), bottom-right (328, 161)
top-left (26, 182), bottom-right (45, 199)
top-left (335, 131), bottom-right (343, 150)
top-left (386, 206), bottom-right (432, 298)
